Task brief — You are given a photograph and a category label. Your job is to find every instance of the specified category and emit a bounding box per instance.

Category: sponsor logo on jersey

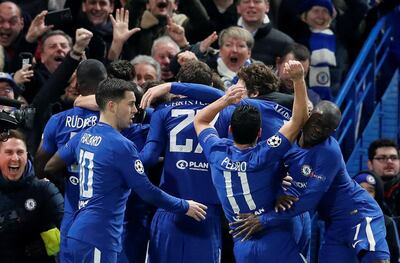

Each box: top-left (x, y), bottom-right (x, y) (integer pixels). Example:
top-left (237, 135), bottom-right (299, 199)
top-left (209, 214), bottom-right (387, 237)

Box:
top-left (176, 160), bottom-right (208, 171)
top-left (267, 135), bottom-right (282, 147)
top-left (25, 198), bottom-right (37, 211)
top-left (134, 159), bottom-right (145, 174)
top-left (69, 176), bottom-right (79, 185)
top-left (293, 181), bottom-right (308, 189)
top-left (301, 164), bottom-right (325, 180)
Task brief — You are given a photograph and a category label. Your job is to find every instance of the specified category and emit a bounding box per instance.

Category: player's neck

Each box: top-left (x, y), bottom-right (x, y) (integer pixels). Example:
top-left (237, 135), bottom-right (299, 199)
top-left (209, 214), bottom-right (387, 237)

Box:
top-left (234, 142), bottom-right (256, 150)
top-left (99, 113), bottom-right (120, 131)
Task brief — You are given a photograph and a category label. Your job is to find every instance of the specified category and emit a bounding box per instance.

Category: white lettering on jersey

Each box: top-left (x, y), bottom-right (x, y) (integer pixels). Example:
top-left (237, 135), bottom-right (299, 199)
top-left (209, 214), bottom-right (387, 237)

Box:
top-left (81, 133), bottom-right (102, 147)
top-left (65, 115), bottom-right (97, 129)
top-left (221, 157), bottom-right (247, 172)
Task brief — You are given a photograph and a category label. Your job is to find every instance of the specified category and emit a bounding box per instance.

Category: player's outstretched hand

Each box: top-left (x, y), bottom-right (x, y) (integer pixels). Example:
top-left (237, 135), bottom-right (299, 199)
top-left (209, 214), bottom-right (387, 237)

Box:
top-left (229, 213), bottom-right (264, 241)
top-left (185, 200), bottom-right (207, 222)
top-left (274, 195), bottom-right (299, 212)
top-left (140, 83), bottom-right (171, 109)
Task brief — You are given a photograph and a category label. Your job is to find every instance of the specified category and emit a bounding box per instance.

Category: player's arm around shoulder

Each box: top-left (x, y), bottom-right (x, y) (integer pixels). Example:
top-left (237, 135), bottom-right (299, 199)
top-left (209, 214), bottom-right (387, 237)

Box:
top-left (279, 60), bottom-right (309, 143)
top-left (194, 84), bottom-right (246, 136)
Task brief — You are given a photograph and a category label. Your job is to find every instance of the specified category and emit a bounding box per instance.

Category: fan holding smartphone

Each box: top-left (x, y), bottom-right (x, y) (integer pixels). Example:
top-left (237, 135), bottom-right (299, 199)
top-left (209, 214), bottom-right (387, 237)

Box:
top-left (13, 53), bottom-right (34, 88)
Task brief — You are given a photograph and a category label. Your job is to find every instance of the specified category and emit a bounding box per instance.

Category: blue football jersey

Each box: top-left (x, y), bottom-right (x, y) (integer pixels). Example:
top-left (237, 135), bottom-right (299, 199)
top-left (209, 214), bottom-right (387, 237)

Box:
top-left (58, 123), bottom-right (188, 252)
top-left (198, 128), bottom-right (292, 224)
top-left (260, 137), bottom-right (383, 227)
top-left (41, 107), bottom-right (99, 225)
top-left (141, 98), bottom-right (220, 205)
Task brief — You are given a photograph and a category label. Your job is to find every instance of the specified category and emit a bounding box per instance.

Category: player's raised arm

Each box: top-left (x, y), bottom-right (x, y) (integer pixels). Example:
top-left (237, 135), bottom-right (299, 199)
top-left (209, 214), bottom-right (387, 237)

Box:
top-left (278, 60), bottom-right (309, 142)
top-left (194, 84), bottom-right (246, 136)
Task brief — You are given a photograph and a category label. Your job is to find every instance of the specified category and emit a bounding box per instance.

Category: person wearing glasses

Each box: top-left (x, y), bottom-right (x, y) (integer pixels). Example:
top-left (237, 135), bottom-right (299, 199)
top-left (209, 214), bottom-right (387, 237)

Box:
top-left (368, 139), bottom-right (400, 217)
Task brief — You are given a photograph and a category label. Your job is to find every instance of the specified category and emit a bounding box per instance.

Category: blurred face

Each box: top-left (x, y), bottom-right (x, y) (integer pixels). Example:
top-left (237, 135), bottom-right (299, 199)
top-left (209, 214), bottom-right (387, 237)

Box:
top-left (115, 91), bottom-right (138, 130)
top-left (368, 147), bottom-right (400, 180)
top-left (134, 63), bottom-right (158, 86)
top-left (152, 43), bottom-right (178, 80)
top-left (64, 73), bottom-right (79, 103)
top-left (147, 0), bottom-right (176, 17)
top-left (0, 81), bottom-right (14, 99)
top-left (302, 6), bottom-right (332, 30)
top-left (360, 182), bottom-right (376, 198)
top-left (220, 37), bottom-right (251, 73)
top-left (0, 2), bottom-right (24, 47)
top-left (41, 35), bottom-right (71, 73)
top-left (277, 53), bottom-right (310, 91)
top-left (237, 0), bottom-right (269, 24)
top-left (0, 138), bottom-right (28, 181)
top-left (82, 0), bottom-right (114, 26)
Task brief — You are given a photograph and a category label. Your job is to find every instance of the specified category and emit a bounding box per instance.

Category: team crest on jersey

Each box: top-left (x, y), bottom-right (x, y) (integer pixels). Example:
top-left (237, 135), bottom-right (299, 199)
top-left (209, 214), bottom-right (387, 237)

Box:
top-left (267, 135), bottom-right (282, 147)
top-left (69, 176), bottom-right (79, 185)
top-left (301, 165), bottom-right (312, 176)
top-left (134, 160), bottom-right (144, 174)
top-left (25, 198), bottom-right (37, 211)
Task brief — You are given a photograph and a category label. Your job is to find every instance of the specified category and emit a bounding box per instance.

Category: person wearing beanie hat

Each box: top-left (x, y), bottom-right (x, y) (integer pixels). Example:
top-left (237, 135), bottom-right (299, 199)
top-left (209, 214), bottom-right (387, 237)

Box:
top-left (355, 171), bottom-right (400, 263)
top-left (296, 0), bottom-right (348, 102)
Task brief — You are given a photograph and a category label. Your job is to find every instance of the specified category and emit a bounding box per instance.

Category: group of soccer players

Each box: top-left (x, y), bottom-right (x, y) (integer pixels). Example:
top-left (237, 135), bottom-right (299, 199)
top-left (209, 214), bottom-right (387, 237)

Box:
top-left (38, 57), bottom-right (390, 263)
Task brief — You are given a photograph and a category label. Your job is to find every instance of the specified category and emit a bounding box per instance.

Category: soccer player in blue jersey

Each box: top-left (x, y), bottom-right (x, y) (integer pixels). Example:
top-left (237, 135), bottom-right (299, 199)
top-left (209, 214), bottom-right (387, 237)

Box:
top-left (45, 78), bottom-right (207, 263)
top-left (140, 60), bottom-right (223, 263)
top-left (230, 101), bottom-right (391, 263)
top-left (35, 59), bottom-right (107, 262)
top-left (193, 61), bottom-right (309, 262)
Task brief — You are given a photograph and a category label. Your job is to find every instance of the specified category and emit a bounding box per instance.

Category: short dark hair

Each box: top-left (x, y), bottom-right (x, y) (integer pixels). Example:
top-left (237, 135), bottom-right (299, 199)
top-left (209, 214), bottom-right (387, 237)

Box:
top-left (176, 60), bottom-right (213, 85)
top-left (237, 63), bottom-right (280, 96)
top-left (282, 43), bottom-right (310, 62)
top-left (368, 139), bottom-right (399, 161)
top-left (107, 60), bottom-right (134, 81)
top-left (76, 59), bottom-right (107, 96)
top-left (0, 129), bottom-right (26, 147)
top-left (230, 105), bottom-right (261, 144)
top-left (95, 78), bottom-right (136, 110)
top-left (41, 30), bottom-right (73, 51)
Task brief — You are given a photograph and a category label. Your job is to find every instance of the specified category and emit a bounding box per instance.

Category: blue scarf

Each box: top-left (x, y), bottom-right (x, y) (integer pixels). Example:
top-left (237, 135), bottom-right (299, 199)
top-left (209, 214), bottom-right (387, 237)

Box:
top-left (308, 28), bottom-right (336, 101)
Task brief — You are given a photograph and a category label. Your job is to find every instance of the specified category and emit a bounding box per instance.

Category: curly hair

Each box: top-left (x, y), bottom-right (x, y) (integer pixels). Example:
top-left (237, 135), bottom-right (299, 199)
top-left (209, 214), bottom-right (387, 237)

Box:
top-left (237, 63), bottom-right (280, 96)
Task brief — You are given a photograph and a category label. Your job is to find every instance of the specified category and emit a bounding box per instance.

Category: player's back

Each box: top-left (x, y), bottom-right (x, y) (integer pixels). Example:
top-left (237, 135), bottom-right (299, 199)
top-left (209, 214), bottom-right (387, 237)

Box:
top-left (147, 98), bottom-right (219, 205)
top-left (67, 123), bottom-right (136, 252)
top-left (215, 99), bottom-right (290, 140)
top-left (205, 135), bottom-right (288, 224)
top-left (42, 107), bottom-right (99, 224)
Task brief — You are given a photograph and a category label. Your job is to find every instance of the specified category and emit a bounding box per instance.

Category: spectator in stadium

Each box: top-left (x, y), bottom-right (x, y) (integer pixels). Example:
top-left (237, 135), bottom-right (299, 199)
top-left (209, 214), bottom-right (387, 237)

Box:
top-left (151, 36), bottom-right (180, 81)
top-left (0, 2), bottom-right (51, 73)
top-left (236, 0), bottom-right (293, 66)
top-left (297, 0), bottom-right (348, 101)
top-left (354, 171), bottom-right (400, 263)
top-left (131, 55), bottom-right (161, 88)
top-left (368, 139), bottom-right (400, 217)
top-left (193, 26), bottom-right (254, 89)
top-left (230, 101), bottom-right (391, 263)
top-left (22, 30), bottom-right (73, 104)
top-left (0, 72), bottom-right (23, 110)
top-left (0, 130), bottom-right (64, 263)
top-left (276, 43), bottom-right (321, 106)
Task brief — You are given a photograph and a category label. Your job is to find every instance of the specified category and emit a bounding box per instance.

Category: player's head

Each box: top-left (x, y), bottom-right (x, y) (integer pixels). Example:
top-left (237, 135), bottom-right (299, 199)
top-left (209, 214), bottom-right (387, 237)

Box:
top-left (237, 63), bottom-right (279, 97)
top-left (96, 78), bottom-right (138, 130)
top-left (302, 100), bottom-right (341, 147)
top-left (76, 59), bottom-right (107, 96)
top-left (230, 105), bottom-right (261, 145)
top-left (176, 60), bottom-right (213, 86)
top-left (107, 60), bottom-right (134, 81)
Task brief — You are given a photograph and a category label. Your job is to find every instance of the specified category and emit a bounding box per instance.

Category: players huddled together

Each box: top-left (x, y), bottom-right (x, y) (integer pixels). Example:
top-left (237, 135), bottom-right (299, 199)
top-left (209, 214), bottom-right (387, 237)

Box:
top-left (0, 0), bottom-right (398, 263)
